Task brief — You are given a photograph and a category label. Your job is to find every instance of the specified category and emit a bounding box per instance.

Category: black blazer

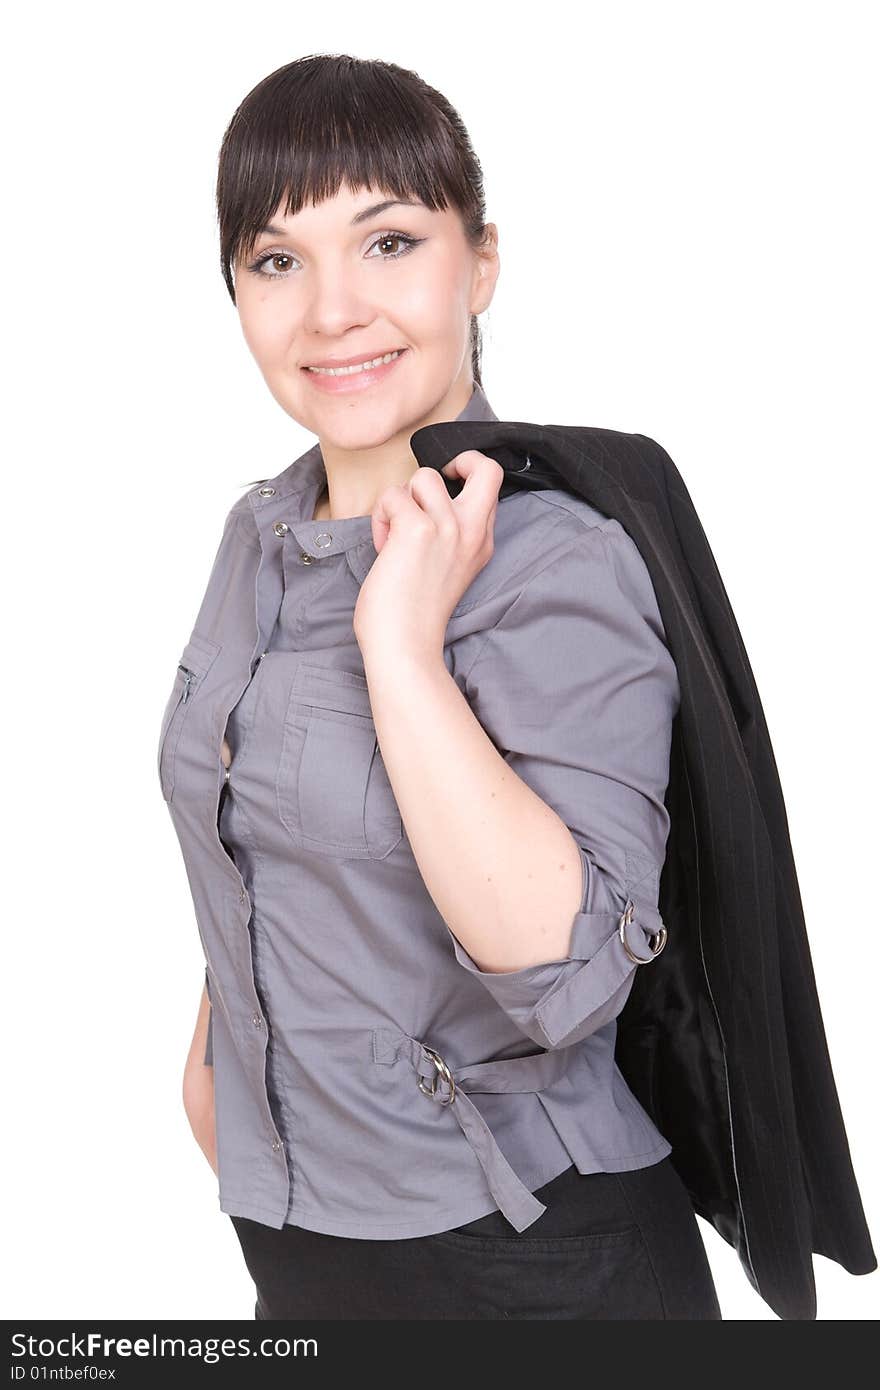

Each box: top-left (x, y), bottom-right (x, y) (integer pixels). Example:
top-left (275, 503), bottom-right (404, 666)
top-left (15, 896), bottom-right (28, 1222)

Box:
top-left (408, 414), bottom-right (876, 1321)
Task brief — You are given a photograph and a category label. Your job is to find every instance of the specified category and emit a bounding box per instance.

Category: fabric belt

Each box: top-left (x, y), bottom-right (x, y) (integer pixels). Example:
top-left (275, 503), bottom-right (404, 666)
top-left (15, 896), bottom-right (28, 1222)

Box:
top-left (372, 1027), bottom-right (577, 1232)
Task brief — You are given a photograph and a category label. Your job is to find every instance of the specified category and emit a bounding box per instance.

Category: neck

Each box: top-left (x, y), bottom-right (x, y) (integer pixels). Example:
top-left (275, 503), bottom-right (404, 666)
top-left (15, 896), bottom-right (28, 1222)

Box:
top-left (311, 375), bottom-right (477, 521)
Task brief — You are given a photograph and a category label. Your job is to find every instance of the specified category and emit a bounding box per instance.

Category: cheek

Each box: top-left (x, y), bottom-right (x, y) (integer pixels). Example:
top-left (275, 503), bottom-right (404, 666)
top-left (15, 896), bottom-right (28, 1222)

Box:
top-left (395, 272), bottom-right (469, 345)
top-left (238, 292), bottom-right (298, 364)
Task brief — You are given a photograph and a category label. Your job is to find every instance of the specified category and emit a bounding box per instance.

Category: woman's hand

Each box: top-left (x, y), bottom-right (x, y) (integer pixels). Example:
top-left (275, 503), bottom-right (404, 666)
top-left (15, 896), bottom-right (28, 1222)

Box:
top-left (353, 450), bottom-right (504, 662)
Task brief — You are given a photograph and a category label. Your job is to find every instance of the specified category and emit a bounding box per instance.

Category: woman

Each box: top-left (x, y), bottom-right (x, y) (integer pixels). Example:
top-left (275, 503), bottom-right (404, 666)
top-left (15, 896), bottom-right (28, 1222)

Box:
top-left (166, 53), bottom-right (722, 1320)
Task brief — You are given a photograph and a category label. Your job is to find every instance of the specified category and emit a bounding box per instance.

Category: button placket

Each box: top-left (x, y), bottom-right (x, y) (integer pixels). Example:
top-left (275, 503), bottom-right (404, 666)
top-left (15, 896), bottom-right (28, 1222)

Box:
top-left (243, 483), bottom-right (374, 1203)
top-left (275, 515), bottom-right (317, 566)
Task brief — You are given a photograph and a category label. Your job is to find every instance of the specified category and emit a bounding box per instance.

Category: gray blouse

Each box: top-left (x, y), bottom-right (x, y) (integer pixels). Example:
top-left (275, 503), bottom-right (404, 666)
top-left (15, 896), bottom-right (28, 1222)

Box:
top-left (158, 382), bottom-right (679, 1238)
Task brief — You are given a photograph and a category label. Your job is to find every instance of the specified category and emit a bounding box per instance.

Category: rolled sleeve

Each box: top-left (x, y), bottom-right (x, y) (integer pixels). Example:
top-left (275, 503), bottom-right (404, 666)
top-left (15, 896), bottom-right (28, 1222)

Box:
top-left (448, 518), bottom-right (680, 1050)
top-left (447, 846), bottom-right (668, 1049)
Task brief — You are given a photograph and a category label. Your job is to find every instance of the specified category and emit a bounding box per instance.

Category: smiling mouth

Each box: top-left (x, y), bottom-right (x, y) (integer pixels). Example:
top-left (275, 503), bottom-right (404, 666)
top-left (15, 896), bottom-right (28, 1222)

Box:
top-left (302, 349), bottom-right (406, 377)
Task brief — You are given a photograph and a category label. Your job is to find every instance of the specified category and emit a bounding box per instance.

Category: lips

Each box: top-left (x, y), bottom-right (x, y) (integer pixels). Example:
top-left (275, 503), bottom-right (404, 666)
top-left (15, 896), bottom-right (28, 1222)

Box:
top-left (300, 346), bottom-right (409, 394)
top-left (301, 347), bottom-right (406, 370)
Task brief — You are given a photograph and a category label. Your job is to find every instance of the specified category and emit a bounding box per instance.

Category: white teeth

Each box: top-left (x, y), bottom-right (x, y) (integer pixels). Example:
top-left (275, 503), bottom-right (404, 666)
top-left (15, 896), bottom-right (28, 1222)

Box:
top-left (306, 350), bottom-right (403, 376)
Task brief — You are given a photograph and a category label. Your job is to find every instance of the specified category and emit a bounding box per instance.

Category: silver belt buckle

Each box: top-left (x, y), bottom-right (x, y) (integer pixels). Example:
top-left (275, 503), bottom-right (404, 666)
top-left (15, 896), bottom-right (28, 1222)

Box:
top-left (619, 899), bottom-right (668, 964)
top-left (417, 1045), bottom-right (456, 1104)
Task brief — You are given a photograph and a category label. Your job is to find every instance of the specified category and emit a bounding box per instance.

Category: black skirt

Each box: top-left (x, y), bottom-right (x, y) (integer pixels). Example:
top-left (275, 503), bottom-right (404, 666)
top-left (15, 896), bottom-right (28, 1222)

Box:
top-left (229, 1155), bottom-right (722, 1320)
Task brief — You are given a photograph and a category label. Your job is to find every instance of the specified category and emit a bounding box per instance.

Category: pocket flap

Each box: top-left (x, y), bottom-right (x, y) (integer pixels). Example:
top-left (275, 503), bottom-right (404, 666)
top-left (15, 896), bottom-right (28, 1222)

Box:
top-left (291, 662), bottom-right (373, 720)
top-left (179, 631), bottom-right (221, 678)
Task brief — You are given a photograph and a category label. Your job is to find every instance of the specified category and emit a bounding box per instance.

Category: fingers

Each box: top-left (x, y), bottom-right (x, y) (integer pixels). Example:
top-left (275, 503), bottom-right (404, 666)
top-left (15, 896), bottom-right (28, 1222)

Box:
top-left (440, 452), bottom-right (503, 547)
top-left (371, 480), bottom-right (413, 526)
top-left (407, 465), bottom-right (459, 528)
top-left (371, 452), bottom-right (502, 541)
top-left (440, 450), bottom-right (504, 517)
top-left (370, 480), bottom-right (412, 553)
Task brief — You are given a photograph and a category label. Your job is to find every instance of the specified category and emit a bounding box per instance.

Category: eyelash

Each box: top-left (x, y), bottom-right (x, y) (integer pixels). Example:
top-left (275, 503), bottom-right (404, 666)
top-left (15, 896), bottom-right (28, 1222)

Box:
top-left (246, 231), bottom-right (424, 280)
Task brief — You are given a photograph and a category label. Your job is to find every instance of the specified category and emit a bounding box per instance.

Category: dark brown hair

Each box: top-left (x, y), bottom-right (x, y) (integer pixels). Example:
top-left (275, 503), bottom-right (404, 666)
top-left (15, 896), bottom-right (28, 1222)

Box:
top-left (216, 53), bottom-right (491, 387)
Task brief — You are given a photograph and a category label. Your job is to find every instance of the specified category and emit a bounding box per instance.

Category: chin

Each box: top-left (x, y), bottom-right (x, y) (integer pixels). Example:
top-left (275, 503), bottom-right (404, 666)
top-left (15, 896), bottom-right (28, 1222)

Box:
top-left (307, 398), bottom-right (422, 450)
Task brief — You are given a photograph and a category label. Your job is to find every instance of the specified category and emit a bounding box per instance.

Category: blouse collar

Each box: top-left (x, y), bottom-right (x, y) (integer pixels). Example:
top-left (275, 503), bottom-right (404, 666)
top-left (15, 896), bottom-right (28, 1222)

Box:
top-left (285, 382), bottom-right (500, 558)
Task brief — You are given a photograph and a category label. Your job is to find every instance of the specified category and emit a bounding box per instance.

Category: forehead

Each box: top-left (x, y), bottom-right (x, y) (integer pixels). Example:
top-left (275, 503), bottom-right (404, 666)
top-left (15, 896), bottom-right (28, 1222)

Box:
top-left (257, 185), bottom-right (440, 237)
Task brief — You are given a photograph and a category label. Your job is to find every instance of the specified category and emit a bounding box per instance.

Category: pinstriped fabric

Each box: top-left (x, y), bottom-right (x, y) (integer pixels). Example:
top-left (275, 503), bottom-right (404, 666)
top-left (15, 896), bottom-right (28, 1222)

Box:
top-left (406, 415), bottom-right (877, 1321)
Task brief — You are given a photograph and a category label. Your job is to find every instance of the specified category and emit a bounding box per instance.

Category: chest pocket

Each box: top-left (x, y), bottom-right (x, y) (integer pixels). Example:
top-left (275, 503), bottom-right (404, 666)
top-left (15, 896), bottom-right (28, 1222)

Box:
top-left (157, 632), bottom-right (221, 803)
top-left (275, 662), bottom-right (402, 860)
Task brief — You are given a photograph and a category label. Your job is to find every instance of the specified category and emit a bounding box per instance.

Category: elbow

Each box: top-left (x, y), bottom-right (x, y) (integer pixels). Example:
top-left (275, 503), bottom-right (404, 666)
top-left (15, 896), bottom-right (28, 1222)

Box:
top-left (476, 829), bottom-right (588, 974)
top-left (448, 886), bottom-right (667, 1053)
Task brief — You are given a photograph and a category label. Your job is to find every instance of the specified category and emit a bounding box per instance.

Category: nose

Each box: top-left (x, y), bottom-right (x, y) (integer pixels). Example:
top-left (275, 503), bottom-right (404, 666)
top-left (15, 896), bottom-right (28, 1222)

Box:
top-left (299, 259), bottom-right (383, 342)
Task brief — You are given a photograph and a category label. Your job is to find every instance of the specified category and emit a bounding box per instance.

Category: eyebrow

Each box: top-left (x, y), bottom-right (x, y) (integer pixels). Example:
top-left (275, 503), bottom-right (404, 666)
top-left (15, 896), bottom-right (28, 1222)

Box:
top-left (256, 200), bottom-right (423, 239)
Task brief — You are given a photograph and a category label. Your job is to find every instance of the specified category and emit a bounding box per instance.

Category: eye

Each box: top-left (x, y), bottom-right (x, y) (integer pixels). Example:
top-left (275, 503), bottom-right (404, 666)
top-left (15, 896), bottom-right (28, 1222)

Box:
top-left (245, 230), bottom-right (425, 280)
top-left (364, 231), bottom-right (424, 261)
top-left (246, 250), bottom-right (298, 279)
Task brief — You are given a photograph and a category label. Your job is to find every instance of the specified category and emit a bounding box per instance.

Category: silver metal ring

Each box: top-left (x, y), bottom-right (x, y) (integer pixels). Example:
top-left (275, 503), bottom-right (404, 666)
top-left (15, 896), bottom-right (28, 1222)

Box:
top-left (417, 1045), bottom-right (456, 1104)
top-left (619, 900), bottom-right (668, 964)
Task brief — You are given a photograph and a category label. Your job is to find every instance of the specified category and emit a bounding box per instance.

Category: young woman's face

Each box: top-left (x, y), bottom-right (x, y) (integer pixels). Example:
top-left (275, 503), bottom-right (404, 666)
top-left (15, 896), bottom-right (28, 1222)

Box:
top-left (233, 181), bottom-right (498, 451)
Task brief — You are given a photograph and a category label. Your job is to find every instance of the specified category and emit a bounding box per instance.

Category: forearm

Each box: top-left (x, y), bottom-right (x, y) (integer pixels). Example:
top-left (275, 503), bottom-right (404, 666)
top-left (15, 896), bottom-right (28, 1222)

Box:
top-left (361, 648), bottom-right (584, 972)
top-left (186, 983), bottom-right (212, 1073)
top-left (182, 983), bottom-right (217, 1174)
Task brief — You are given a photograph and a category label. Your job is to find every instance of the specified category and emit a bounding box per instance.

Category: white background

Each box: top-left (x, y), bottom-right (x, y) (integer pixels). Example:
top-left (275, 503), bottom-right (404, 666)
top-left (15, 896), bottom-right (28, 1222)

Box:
top-left (3, 0), bottom-right (877, 1323)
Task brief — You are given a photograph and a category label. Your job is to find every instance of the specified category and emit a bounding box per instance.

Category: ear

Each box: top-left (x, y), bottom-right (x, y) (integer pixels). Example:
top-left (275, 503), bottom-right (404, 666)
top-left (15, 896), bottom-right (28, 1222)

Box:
top-left (469, 222), bottom-right (500, 316)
